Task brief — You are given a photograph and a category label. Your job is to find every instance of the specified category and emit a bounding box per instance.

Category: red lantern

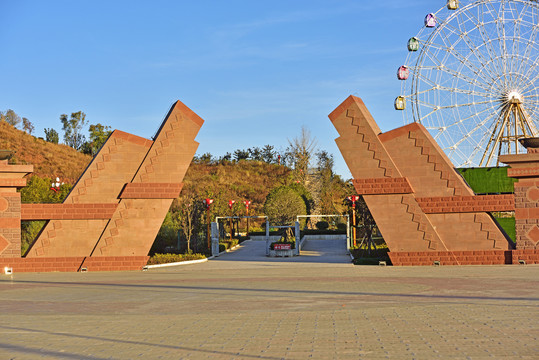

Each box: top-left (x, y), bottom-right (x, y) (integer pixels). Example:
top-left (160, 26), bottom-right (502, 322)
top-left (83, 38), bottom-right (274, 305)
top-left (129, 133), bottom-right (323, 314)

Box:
top-left (347, 195), bottom-right (360, 208)
top-left (204, 198), bottom-right (214, 210)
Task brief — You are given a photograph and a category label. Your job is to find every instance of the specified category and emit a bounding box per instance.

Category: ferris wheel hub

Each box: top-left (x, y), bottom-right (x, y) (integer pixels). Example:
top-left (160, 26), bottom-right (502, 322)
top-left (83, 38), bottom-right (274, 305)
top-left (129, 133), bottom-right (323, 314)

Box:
top-left (506, 91), bottom-right (523, 104)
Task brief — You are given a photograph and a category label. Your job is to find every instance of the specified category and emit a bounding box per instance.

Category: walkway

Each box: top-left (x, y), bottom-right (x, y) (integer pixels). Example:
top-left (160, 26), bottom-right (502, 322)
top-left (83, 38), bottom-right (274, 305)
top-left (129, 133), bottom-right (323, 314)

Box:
top-left (0, 239), bottom-right (538, 359)
top-left (211, 238), bottom-right (350, 265)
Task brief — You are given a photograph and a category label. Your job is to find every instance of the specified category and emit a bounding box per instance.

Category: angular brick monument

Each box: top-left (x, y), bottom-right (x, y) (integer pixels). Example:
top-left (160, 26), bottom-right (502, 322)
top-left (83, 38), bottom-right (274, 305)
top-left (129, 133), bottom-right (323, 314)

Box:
top-left (331, 96), bottom-right (518, 266)
top-left (0, 100), bottom-right (203, 272)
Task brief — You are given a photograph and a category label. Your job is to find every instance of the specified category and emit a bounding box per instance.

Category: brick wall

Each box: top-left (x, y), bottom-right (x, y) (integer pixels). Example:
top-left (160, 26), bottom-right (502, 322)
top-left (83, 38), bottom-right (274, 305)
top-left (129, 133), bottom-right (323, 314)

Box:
top-left (0, 256), bottom-right (149, 273)
top-left (389, 250), bottom-right (512, 266)
top-left (512, 249), bottom-right (539, 265)
top-left (352, 177), bottom-right (413, 195)
top-left (119, 183), bottom-right (184, 199)
top-left (21, 203), bottom-right (118, 220)
top-left (0, 192), bottom-right (21, 258)
top-left (514, 181), bottom-right (539, 250)
top-left (416, 195), bottom-right (515, 213)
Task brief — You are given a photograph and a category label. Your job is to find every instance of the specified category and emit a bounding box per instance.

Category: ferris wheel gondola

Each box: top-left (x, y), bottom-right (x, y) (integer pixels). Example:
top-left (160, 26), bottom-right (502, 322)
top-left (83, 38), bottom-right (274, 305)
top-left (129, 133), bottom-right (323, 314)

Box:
top-left (396, 0), bottom-right (539, 167)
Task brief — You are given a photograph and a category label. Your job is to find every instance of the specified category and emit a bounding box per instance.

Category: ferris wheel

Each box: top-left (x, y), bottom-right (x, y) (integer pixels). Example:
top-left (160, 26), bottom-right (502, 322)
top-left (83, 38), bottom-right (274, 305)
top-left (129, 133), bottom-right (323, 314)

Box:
top-left (395, 0), bottom-right (539, 167)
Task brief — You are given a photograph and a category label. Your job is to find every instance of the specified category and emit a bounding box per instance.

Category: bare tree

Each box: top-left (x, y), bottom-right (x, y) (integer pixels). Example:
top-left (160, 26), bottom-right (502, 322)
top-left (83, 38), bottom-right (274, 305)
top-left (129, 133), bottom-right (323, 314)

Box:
top-left (2, 109), bottom-right (21, 127)
top-left (22, 117), bottom-right (34, 134)
top-left (287, 126), bottom-right (318, 184)
top-left (178, 194), bottom-right (204, 252)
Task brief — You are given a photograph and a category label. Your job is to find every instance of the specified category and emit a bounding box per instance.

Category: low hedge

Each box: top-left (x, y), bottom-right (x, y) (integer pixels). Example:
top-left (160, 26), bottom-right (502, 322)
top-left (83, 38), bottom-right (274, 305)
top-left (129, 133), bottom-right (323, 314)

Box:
top-left (350, 246), bottom-right (391, 266)
top-left (301, 229), bottom-right (346, 235)
top-left (147, 253), bottom-right (206, 265)
top-left (219, 238), bottom-right (240, 253)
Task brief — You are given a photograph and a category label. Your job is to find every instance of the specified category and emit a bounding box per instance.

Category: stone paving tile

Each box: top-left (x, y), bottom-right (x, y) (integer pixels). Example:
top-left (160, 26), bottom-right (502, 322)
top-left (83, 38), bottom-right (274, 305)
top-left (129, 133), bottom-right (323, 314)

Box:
top-left (0, 239), bottom-right (538, 359)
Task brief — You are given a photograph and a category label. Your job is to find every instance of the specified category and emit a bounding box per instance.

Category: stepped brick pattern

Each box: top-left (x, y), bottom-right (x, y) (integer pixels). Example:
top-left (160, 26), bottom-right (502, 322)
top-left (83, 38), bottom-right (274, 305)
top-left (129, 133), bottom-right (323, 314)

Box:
top-left (92, 101), bottom-right (203, 257)
top-left (331, 95), bottom-right (517, 265)
top-left (329, 96), bottom-right (443, 253)
top-left (0, 100), bottom-right (203, 273)
top-left (25, 130), bottom-right (153, 258)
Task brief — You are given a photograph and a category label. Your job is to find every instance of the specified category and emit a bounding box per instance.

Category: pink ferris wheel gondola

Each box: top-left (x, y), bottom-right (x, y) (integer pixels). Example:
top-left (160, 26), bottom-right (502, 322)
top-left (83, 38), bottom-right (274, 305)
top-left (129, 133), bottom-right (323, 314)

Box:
top-left (397, 65), bottom-right (409, 80)
top-left (424, 13), bottom-right (437, 27)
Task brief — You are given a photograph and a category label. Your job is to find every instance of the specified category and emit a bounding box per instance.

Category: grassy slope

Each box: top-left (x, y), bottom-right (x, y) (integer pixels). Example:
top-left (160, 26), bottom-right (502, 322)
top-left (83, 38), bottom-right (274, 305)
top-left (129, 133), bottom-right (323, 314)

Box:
top-left (0, 121), bottom-right (91, 183)
top-left (1, 121), bottom-right (292, 212)
top-left (181, 161), bottom-right (292, 214)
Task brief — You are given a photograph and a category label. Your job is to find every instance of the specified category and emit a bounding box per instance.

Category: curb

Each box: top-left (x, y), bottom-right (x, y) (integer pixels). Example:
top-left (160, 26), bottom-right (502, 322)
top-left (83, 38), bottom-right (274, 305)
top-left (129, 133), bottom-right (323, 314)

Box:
top-left (144, 258), bottom-right (210, 269)
top-left (144, 241), bottom-right (249, 269)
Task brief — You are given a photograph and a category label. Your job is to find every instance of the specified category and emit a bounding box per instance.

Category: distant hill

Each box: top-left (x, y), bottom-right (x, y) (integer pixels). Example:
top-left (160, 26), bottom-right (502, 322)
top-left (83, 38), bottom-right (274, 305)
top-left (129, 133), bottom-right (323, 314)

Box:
top-left (0, 121), bottom-right (91, 183)
top-left (1, 121), bottom-right (293, 212)
top-left (182, 161), bottom-right (293, 215)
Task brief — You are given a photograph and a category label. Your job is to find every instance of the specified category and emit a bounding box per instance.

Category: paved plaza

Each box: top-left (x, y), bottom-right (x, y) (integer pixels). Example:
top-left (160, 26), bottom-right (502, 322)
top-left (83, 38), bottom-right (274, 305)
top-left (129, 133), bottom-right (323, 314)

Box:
top-left (0, 239), bottom-right (538, 359)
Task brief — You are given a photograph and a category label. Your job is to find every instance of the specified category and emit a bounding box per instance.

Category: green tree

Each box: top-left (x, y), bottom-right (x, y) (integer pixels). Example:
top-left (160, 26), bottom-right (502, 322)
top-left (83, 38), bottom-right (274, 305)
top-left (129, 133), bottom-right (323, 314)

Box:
top-left (316, 150), bottom-right (334, 180)
top-left (288, 182), bottom-right (314, 215)
top-left (262, 145), bottom-right (275, 163)
top-left (149, 212), bottom-right (180, 255)
top-left (84, 123), bottom-right (112, 155)
top-left (233, 149), bottom-right (250, 161)
top-left (22, 117), bottom-right (34, 134)
top-left (248, 147), bottom-right (263, 161)
top-left (21, 220), bottom-right (46, 255)
top-left (60, 111), bottom-right (88, 150)
top-left (2, 109), bottom-right (21, 127)
top-left (20, 175), bottom-right (71, 204)
top-left (264, 185), bottom-right (307, 225)
top-left (44, 128), bottom-right (59, 144)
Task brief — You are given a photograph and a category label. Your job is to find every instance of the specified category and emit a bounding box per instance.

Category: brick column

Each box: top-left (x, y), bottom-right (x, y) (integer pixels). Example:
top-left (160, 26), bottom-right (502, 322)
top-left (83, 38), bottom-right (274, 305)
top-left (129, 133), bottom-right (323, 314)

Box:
top-left (500, 152), bottom-right (539, 250)
top-left (0, 160), bottom-right (33, 258)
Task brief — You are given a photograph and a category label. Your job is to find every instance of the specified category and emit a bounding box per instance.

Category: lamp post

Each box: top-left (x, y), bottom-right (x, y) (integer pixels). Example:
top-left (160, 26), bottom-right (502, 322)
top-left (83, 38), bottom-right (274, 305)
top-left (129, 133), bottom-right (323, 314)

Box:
top-left (243, 200), bottom-right (251, 237)
top-left (203, 198), bottom-right (214, 250)
top-left (228, 200), bottom-right (236, 241)
top-left (347, 195), bottom-right (360, 247)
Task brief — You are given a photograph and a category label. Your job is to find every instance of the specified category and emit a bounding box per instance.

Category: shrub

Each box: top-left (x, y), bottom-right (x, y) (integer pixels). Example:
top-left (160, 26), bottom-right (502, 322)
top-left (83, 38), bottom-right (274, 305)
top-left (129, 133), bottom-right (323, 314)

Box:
top-left (147, 253), bottom-right (206, 265)
top-left (219, 238), bottom-right (240, 252)
top-left (350, 246), bottom-right (390, 265)
top-left (315, 221), bottom-right (329, 230)
top-left (264, 185), bottom-right (307, 225)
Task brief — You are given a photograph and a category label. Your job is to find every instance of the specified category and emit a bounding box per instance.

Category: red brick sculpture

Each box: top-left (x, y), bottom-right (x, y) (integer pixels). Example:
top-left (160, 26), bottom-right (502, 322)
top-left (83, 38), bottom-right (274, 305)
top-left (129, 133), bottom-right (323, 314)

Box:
top-left (331, 96), bottom-right (521, 266)
top-left (0, 100), bottom-right (203, 272)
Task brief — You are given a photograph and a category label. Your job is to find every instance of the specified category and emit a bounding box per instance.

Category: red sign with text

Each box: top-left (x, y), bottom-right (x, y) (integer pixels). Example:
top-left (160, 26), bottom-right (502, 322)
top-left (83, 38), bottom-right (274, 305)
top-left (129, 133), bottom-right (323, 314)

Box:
top-left (274, 244), bottom-right (292, 250)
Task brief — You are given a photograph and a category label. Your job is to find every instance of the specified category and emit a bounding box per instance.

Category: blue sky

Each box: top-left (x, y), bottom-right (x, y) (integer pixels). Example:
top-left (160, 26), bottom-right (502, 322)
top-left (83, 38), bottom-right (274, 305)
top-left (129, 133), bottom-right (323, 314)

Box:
top-left (0, 0), bottom-right (439, 178)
